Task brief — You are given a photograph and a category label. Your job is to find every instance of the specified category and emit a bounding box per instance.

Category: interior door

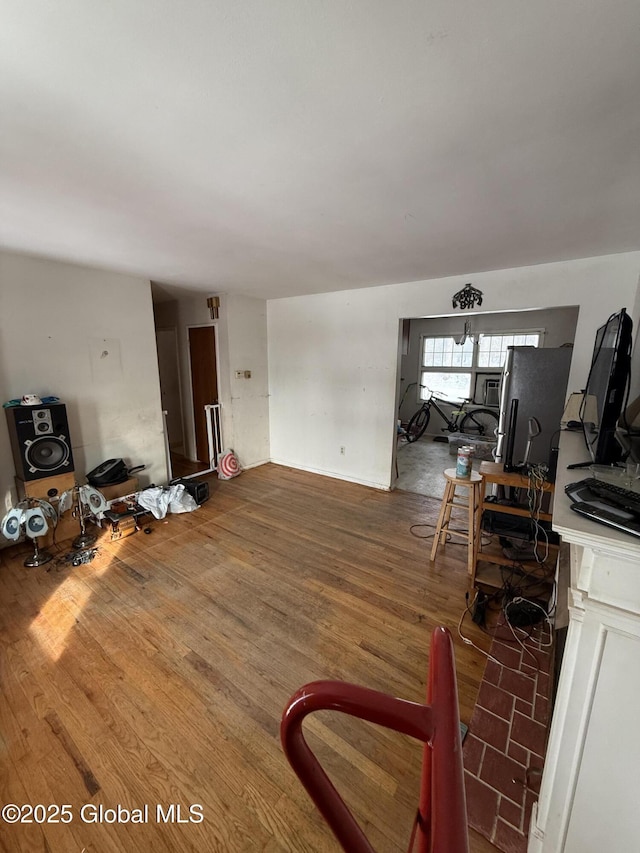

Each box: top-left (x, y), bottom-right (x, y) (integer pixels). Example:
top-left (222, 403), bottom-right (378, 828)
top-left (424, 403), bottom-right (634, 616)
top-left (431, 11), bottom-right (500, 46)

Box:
top-left (189, 325), bottom-right (218, 465)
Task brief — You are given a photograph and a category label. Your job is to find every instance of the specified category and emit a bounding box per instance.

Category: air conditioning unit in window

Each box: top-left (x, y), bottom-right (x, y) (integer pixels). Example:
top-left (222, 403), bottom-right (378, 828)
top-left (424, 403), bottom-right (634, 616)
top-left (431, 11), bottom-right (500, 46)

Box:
top-left (484, 379), bottom-right (501, 407)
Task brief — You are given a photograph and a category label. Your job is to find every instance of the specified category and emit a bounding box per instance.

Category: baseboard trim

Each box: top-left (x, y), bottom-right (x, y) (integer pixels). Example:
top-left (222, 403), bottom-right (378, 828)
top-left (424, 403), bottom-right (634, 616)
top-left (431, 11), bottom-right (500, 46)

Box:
top-left (268, 458), bottom-right (390, 491)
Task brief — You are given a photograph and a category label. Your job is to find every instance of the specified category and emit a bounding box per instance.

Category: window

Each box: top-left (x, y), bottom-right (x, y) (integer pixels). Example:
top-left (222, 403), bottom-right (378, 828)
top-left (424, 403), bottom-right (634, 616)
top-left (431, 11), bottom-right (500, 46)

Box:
top-left (419, 330), bottom-right (542, 402)
top-left (477, 332), bottom-right (541, 368)
top-left (419, 335), bottom-right (473, 399)
top-left (422, 336), bottom-right (474, 369)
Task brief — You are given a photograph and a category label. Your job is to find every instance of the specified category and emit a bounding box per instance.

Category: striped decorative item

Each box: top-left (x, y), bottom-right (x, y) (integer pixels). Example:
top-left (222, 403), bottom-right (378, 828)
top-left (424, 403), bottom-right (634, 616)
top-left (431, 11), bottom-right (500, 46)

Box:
top-left (217, 449), bottom-right (241, 480)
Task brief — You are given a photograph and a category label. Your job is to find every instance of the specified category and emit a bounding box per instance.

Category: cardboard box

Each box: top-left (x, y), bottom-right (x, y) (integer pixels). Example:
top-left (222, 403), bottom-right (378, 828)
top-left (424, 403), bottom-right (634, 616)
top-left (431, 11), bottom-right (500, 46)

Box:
top-left (107, 514), bottom-right (138, 541)
top-left (16, 472), bottom-right (75, 502)
top-left (15, 472), bottom-right (77, 546)
top-left (97, 477), bottom-right (139, 502)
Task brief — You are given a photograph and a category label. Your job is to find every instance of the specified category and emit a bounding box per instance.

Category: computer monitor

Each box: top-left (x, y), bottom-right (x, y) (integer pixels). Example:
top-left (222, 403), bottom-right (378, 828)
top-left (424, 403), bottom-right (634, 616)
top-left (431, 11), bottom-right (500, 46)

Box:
top-left (582, 308), bottom-right (633, 465)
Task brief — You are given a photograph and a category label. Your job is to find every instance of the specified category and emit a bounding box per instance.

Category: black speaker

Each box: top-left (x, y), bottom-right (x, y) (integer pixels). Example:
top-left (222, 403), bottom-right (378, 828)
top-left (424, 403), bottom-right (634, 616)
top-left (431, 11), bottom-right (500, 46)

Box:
top-left (170, 477), bottom-right (210, 504)
top-left (5, 403), bottom-right (75, 481)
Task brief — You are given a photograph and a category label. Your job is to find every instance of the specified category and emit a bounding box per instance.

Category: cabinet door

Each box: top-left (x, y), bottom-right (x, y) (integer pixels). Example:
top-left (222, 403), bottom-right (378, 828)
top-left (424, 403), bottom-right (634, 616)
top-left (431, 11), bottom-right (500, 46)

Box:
top-left (563, 624), bottom-right (640, 851)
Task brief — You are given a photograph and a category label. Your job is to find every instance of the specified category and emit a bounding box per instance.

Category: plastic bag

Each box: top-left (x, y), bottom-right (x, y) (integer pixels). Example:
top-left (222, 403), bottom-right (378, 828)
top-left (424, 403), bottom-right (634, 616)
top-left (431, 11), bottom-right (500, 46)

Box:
top-left (136, 484), bottom-right (199, 519)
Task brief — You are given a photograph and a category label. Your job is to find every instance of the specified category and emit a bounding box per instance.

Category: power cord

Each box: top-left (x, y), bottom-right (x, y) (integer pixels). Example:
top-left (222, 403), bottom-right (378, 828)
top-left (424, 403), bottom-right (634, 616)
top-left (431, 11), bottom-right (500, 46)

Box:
top-left (458, 596), bottom-right (538, 675)
top-left (526, 464), bottom-right (551, 564)
top-left (409, 523), bottom-right (437, 539)
top-left (410, 522), bottom-right (491, 546)
top-left (459, 591), bottom-right (553, 673)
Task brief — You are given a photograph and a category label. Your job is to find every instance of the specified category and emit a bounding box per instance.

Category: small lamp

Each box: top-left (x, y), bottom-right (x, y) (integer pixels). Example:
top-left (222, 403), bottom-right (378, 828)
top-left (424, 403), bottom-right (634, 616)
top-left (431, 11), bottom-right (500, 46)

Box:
top-left (0, 498), bottom-right (57, 567)
top-left (59, 484), bottom-right (108, 549)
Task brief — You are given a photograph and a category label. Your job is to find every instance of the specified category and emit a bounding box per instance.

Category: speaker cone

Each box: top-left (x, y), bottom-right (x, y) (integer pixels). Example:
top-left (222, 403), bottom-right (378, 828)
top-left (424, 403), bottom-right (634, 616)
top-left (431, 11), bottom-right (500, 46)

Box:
top-left (24, 436), bottom-right (70, 472)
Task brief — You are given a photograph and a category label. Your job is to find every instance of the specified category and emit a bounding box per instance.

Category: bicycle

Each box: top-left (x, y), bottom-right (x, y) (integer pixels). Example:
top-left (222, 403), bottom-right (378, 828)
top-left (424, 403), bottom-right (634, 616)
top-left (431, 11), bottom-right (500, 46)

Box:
top-left (405, 387), bottom-right (498, 442)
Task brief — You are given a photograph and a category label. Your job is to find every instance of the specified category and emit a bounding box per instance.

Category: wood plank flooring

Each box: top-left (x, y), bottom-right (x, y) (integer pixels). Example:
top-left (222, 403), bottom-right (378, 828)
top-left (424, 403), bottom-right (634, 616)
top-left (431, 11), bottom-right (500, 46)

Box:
top-left (0, 463), bottom-right (496, 852)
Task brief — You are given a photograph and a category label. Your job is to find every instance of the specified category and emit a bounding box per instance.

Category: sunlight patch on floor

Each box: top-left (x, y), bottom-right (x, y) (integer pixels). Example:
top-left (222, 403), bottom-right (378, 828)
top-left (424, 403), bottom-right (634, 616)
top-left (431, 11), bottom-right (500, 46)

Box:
top-left (29, 542), bottom-right (121, 661)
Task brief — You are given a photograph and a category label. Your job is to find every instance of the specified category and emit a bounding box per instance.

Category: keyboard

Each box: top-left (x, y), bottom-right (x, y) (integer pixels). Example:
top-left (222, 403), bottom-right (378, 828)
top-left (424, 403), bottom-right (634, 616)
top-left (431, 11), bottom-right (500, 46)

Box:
top-left (565, 477), bottom-right (640, 539)
top-left (566, 477), bottom-right (640, 514)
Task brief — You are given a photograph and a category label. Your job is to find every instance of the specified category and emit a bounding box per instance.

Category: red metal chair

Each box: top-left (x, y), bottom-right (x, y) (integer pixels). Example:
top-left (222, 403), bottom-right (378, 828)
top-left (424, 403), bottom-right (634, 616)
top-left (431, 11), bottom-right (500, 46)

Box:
top-left (280, 625), bottom-right (469, 853)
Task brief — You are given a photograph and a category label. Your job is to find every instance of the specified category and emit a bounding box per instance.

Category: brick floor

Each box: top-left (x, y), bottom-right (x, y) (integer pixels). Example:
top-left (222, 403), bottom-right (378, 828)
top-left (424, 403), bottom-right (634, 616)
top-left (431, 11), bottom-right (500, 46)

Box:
top-left (463, 622), bottom-right (552, 853)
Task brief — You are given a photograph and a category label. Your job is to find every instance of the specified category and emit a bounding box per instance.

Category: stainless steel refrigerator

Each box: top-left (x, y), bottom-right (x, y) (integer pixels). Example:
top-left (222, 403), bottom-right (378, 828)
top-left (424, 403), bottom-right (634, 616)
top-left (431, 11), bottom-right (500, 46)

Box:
top-left (496, 347), bottom-right (573, 470)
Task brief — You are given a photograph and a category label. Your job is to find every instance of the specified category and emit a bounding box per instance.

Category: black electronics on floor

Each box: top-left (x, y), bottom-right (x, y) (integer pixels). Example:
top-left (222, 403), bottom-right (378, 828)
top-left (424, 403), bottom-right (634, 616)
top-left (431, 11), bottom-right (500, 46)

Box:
top-left (5, 402), bottom-right (74, 481)
top-left (481, 508), bottom-right (559, 545)
top-left (87, 459), bottom-right (146, 487)
top-left (504, 598), bottom-right (546, 628)
top-left (87, 458), bottom-right (129, 486)
top-left (171, 477), bottom-right (210, 505)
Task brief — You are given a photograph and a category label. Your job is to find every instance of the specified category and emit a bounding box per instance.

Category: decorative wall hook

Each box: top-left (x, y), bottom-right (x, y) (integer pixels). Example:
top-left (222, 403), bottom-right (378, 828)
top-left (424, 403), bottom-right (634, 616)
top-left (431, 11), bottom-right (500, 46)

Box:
top-left (452, 283), bottom-right (483, 310)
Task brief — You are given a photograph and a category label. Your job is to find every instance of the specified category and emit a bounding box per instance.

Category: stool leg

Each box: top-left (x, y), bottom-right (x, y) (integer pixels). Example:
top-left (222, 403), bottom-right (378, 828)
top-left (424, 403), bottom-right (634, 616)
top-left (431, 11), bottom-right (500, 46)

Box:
top-left (472, 481), bottom-right (483, 574)
top-left (467, 483), bottom-right (476, 576)
top-left (430, 481), bottom-right (452, 562)
top-left (442, 483), bottom-right (455, 532)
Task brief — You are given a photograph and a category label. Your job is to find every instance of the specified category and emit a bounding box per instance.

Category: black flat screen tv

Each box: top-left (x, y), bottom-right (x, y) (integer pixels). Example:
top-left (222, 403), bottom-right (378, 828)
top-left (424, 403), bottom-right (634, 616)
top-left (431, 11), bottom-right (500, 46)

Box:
top-left (581, 307), bottom-right (633, 465)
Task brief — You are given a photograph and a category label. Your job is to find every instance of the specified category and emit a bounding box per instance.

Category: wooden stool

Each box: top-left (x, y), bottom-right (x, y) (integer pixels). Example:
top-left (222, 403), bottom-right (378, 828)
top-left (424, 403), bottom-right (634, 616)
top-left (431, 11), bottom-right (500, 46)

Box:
top-left (430, 468), bottom-right (483, 575)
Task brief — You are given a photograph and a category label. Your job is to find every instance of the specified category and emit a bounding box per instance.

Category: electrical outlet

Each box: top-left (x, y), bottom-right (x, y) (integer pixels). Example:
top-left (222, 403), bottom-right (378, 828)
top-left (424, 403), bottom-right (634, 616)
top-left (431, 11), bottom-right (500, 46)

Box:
top-left (340, 446), bottom-right (345, 455)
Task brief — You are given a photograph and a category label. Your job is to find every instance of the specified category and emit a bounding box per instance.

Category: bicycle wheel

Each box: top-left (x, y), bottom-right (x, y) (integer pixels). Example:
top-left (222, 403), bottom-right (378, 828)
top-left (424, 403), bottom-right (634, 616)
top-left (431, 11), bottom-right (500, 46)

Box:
top-left (406, 407), bottom-right (431, 442)
top-left (460, 408), bottom-right (499, 438)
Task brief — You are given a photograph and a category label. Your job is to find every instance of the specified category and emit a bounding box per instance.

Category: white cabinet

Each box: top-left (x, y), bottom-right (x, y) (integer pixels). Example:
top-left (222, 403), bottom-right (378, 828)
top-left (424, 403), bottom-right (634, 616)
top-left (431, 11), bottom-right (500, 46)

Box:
top-left (529, 432), bottom-right (640, 852)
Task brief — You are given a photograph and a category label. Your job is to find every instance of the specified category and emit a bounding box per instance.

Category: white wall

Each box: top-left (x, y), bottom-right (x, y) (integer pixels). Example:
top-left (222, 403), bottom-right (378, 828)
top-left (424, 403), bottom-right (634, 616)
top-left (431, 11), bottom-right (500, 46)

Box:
top-left (268, 288), bottom-right (402, 488)
top-left (0, 250), bottom-right (167, 512)
top-left (218, 293), bottom-right (270, 469)
top-left (268, 252), bottom-right (640, 490)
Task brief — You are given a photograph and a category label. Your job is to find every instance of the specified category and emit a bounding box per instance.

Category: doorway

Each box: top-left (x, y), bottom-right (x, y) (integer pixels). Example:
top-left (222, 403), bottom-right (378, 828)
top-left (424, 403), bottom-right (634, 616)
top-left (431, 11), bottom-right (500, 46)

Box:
top-left (394, 306), bottom-right (579, 497)
top-left (154, 319), bottom-right (220, 480)
top-left (188, 324), bottom-right (219, 467)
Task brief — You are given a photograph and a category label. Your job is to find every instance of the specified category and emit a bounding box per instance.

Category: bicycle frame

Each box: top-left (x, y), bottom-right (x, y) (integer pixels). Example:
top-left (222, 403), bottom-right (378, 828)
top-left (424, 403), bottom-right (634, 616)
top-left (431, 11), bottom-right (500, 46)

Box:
top-left (405, 388), bottom-right (498, 443)
top-left (424, 395), bottom-right (467, 432)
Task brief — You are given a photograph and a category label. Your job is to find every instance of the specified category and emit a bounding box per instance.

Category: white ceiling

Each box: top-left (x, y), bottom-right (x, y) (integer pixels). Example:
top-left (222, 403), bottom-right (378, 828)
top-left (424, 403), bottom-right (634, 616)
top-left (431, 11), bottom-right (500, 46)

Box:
top-left (2, 1), bottom-right (640, 300)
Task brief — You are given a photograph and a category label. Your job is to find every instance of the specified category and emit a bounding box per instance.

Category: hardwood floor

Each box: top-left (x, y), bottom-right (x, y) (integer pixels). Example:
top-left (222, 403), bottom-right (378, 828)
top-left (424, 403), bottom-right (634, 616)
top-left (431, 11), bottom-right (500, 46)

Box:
top-left (0, 463), bottom-right (495, 852)
top-left (169, 451), bottom-right (209, 479)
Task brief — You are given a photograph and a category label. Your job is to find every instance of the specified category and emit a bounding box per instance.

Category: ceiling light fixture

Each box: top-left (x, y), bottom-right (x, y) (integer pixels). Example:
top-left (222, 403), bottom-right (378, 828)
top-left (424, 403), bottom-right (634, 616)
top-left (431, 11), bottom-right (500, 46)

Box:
top-left (456, 319), bottom-right (473, 346)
